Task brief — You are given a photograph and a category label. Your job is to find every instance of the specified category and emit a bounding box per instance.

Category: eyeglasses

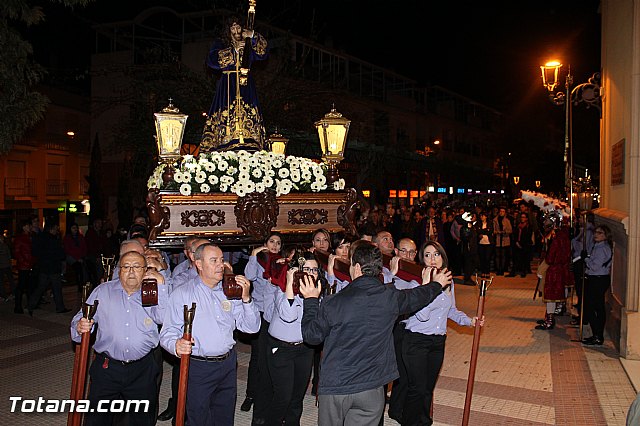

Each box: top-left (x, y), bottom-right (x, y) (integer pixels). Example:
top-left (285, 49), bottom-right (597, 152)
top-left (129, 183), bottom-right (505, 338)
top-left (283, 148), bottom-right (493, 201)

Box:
top-left (302, 267), bottom-right (320, 274)
top-left (121, 265), bottom-right (145, 272)
top-left (423, 252), bottom-right (442, 259)
top-left (398, 248), bottom-right (417, 256)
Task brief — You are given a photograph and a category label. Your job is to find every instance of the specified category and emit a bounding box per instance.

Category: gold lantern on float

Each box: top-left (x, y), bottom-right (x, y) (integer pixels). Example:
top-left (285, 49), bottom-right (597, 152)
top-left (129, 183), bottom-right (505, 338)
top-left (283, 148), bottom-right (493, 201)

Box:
top-left (154, 99), bottom-right (188, 186)
top-left (314, 105), bottom-right (351, 186)
top-left (267, 131), bottom-right (289, 155)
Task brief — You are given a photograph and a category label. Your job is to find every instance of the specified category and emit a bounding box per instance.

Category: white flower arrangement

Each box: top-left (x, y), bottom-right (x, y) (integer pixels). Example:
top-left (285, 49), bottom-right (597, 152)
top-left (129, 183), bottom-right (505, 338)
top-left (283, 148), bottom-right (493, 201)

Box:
top-left (521, 190), bottom-right (571, 217)
top-left (148, 150), bottom-right (331, 197)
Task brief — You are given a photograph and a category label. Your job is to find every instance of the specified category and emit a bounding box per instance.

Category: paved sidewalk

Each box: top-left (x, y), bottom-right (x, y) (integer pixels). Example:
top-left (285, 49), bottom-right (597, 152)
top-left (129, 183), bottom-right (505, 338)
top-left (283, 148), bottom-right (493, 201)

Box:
top-left (0, 272), bottom-right (636, 425)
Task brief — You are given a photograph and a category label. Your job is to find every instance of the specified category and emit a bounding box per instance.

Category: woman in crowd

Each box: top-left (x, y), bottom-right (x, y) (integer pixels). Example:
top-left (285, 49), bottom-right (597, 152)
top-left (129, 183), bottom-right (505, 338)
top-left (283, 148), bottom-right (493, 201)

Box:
top-left (582, 225), bottom-right (613, 346)
top-left (401, 240), bottom-right (483, 425)
top-left (308, 229), bottom-right (331, 395)
top-left (326, 231), bottom-right (355, 292)
top-left (243, 232), bottom-right (283, 422)
top-left (266, 251), bottom-right (327, 425)
top-left (475, 211), bottom-right (494, 276)
top-left (309, 228), bottom-right (331, 253)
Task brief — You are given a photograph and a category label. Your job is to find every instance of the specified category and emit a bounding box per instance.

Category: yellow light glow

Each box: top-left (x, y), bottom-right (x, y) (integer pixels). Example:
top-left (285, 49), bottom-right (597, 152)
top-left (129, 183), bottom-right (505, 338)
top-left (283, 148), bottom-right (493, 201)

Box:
top-left (362, 190), bottom-right (370, 198)
top-left (67, 131), bottom-right (75, 136)
top-left (433, 139), bottom-right (440, 145)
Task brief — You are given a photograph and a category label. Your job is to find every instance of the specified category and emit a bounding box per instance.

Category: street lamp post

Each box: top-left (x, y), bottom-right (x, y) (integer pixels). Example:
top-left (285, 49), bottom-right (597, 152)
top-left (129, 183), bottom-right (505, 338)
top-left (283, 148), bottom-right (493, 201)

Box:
top-left (539, 61), bottom-right (601, 228)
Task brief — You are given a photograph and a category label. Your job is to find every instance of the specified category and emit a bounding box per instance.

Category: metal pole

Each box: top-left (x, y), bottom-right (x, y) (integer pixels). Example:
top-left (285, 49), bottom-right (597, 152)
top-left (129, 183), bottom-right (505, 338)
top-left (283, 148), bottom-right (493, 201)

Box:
top-left (564, 70), bottom-right (574, 230)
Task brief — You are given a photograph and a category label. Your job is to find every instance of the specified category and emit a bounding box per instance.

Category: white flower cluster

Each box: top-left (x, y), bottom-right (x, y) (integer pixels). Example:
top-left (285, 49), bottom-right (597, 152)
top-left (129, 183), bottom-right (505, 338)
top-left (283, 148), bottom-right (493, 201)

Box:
top-left (149, 151), bottom-right (330, 197)
top-left (521, 190), bottom-right (570, 217)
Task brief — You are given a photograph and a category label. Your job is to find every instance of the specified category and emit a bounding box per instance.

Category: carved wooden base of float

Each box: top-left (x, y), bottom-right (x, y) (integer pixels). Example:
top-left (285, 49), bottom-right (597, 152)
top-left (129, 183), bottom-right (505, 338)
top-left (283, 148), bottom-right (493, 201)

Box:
top-left (146, 188), bottom-right (359, 249)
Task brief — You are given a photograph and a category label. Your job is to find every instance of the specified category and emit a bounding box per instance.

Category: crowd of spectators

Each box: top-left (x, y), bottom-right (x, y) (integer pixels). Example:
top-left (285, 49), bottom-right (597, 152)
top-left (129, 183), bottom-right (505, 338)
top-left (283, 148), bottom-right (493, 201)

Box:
top-left (355, 197), bottom-right (544, 282)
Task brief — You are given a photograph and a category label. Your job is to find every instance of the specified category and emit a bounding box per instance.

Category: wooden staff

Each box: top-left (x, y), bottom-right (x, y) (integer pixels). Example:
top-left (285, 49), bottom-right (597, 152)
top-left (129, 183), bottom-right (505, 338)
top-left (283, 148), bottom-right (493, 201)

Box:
top-left (68, 283), bottom-right (98, 426)
top-left (175, 303), bottom-right (197, 426)
top-left (462, 275), bottom-right (492, 426)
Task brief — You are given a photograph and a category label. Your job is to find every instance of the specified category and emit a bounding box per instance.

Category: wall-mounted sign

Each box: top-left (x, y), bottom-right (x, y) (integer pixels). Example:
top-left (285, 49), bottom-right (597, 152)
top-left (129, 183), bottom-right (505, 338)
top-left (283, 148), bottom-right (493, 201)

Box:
top-left (611, 139), bottom-right (625, 185)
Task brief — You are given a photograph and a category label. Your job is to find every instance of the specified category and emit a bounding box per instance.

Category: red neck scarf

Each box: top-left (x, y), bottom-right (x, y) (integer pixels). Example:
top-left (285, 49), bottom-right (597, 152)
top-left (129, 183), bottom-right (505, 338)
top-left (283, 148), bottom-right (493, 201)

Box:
top-left (257, 251), bottom-right (287, 292)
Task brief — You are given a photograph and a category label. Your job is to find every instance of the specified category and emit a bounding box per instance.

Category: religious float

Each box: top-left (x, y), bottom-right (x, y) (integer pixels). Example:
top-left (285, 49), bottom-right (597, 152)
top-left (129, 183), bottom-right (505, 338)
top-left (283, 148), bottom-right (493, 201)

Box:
top-left (146, 102), bottom-right (358, 249)
top-left (144, 2), bottom-right (359, 249)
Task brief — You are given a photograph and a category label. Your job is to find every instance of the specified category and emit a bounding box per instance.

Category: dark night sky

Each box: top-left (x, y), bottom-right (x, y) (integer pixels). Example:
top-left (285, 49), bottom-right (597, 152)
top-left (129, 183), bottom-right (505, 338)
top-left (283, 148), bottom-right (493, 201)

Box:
top-left (30, 0), bottom-right (603, 183)
top-left (33, 0), bottom-right (602, 110)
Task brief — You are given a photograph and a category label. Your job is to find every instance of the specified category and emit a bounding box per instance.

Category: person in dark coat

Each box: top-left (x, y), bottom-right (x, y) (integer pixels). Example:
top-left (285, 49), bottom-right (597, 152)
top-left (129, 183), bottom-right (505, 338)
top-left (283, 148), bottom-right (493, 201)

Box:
top-left (300, 240), bottom-right (447, 426)
top-left (28, 221), bottom-right (69, 315)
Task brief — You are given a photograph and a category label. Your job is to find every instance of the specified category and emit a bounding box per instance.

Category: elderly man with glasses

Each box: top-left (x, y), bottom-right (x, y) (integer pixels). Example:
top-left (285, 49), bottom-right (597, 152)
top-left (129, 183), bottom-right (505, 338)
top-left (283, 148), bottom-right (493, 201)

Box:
top-left (70, 250), bottom-right (168, 425)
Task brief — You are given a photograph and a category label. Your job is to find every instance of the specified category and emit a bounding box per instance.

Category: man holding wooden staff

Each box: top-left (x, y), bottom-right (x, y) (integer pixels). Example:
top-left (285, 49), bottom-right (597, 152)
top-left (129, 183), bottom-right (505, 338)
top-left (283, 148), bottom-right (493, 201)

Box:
top-left (70, 250), bottom-right (168, 425)
top-left (160, 243), bottom-right (260, 426)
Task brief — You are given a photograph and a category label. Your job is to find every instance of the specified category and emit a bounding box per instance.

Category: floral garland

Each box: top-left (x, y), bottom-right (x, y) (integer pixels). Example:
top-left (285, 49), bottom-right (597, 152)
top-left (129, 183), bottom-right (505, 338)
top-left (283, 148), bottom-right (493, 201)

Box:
top-left (147, 151), bottom-right (346, 197)
top-left (520, 190), bottom-right (570, 217)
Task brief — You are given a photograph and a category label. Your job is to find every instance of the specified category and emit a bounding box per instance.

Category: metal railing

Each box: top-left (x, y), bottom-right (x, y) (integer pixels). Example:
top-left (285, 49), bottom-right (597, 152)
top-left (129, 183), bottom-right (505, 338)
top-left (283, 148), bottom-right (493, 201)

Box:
top-left (46, 180), bottom-right (69, 196)
top-left (4, 178), bottom-right (37, 197)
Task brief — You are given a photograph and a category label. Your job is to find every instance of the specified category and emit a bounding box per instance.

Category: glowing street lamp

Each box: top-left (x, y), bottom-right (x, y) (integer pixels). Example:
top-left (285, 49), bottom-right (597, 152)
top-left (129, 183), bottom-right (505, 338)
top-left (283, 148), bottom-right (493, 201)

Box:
top-left (539, 59), bottom-right (601, 228)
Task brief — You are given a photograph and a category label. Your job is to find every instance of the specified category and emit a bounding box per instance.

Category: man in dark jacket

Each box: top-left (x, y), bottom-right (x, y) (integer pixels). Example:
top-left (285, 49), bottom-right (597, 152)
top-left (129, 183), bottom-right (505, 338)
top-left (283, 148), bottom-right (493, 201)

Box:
top-left (300, 240), bottom-right (448, 426)
top-left (28, 221), bottom-right (69, 315)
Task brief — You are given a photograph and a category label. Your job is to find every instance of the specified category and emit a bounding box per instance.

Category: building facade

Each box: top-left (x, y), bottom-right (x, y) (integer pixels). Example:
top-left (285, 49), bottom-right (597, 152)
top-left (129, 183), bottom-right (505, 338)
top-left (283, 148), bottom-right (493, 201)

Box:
top-left (599, 0), bottom-right (640, 360)
top-left (0, 87), bottom-right (91, 236)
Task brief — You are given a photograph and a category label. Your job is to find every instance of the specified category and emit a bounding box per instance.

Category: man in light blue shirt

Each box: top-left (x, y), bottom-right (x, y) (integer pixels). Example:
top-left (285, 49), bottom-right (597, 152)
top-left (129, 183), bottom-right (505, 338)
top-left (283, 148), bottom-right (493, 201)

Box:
top-left (158, 237), bottom-right (209, 422)
top-left (160, 243), bottom-right (260, 426)
top-left (71, 251), bottom-right (169, 426)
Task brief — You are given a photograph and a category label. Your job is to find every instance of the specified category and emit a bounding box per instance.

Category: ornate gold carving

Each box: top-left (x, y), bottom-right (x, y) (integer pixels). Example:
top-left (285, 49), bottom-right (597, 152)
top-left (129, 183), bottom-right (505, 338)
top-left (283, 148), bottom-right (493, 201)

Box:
top-left (288, 209), bottom-right (329, 225)
top-left (254, 33), bottom-right (268, 55)
top-left (181, 210), bottom-right (226, 227)
top-left (217, 48), bottom-right (234, 67)
top-left (337, 188), bottom-right (359, 236)
top-left (200, 99), bottom-right (265, 152)
top-left (234, 190), bottom-right (279, 240)
top-left (147, 189), bottom-right (171, 241)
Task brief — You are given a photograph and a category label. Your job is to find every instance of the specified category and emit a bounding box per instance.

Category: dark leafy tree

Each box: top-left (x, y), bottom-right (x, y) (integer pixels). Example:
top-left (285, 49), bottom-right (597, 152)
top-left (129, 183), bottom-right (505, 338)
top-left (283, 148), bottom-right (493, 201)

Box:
top-left (0, 0), bottom-right (92, 153)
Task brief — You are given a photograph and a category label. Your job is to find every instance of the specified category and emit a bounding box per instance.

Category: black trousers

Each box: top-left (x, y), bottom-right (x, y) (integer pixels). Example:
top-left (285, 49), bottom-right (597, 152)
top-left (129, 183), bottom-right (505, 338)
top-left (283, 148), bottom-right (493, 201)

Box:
top-left (252, 316), bottom-right (272, 424)
top-left (388, 321), bottom-right (407, 421)
top-left (402, 331), bottom-right (446, 426)
top-left (186, 350), bottom-right (237, 426)
top-left (265, 336), bottom-right (313, 425)
top-left (477, 244), bottom-right (492, 275)
top-left (584, 275), bottom-right (610, 339)
top-left (85, 351), bottom-right (159, 426)
top-left (14, 270), bottom-right (32, 311)
top-left (494, 246), bottom-right (510, 274)
top-left (513, 245), bottom-right (532, 275)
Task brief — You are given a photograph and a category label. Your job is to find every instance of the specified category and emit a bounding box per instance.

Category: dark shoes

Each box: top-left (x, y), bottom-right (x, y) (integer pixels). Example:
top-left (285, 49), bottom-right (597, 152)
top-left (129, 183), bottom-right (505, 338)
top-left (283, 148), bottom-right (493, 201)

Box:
top-left (240, 396), bottom-right (254, 412)
top-left (14, 307), bottom-right (24, 314)
top-left (582, 336), bottom-right (604, 345)
top-left (157, 403), bottom-right (175, 421)
top-left (535, 313), bottom-right (555, 330)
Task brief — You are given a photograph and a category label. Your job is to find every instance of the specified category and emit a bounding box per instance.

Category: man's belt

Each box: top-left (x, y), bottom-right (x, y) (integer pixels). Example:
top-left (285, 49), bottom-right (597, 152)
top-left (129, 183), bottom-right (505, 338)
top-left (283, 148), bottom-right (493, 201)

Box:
top-left (95, 350), bottom-right (152, 366)
top-left (190, 350), bottom-right (232, 362)
top-left (268, 334), bottom-right (304, 347)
